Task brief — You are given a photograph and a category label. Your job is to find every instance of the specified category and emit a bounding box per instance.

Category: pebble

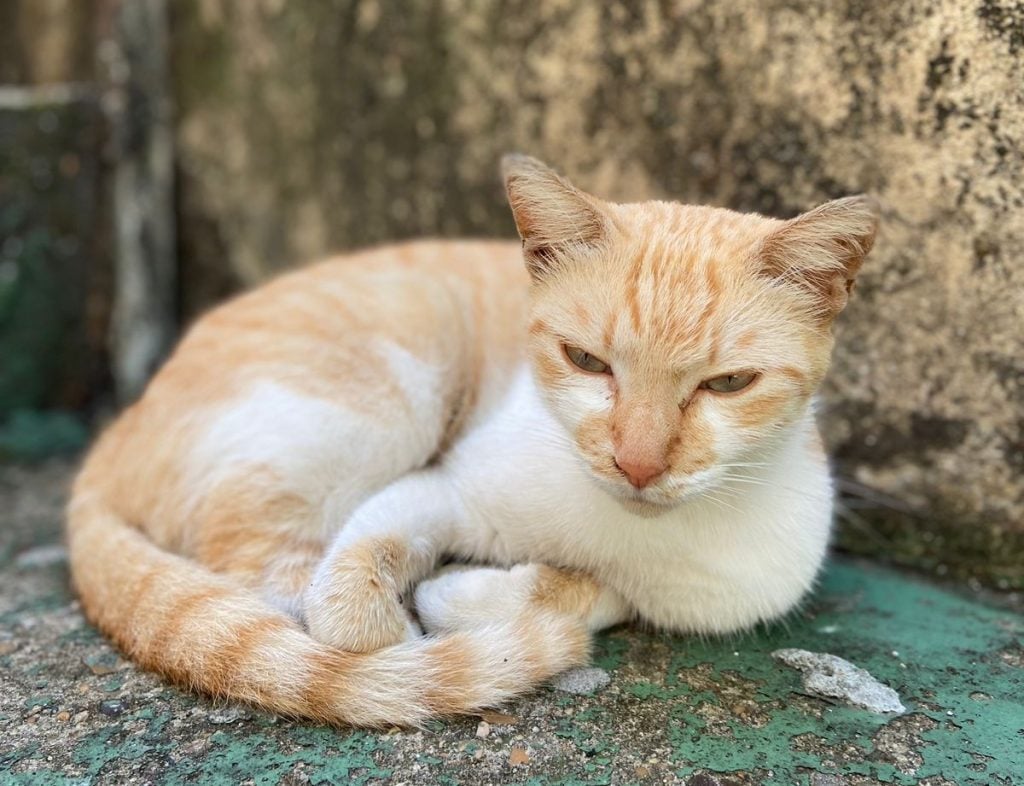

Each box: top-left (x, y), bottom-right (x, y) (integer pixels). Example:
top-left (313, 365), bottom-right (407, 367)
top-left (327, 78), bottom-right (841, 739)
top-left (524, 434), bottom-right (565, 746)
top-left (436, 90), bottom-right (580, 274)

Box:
top-left (15, 545), bottom-right (68, 569)
top-left (99, 699), bottom-right (127, 717)
top-left (772, 648), bottom-right (906, 714)
top-left (550, 667), bottom-right (611, 695)
top-left (810, 775), bottom-right (847, 786)
top-left (83, 653), bottom-right (120, 676)
top-left (475, 720), bottom-right (491, 738)
top-left (208, 705), bottom-right (248, 724)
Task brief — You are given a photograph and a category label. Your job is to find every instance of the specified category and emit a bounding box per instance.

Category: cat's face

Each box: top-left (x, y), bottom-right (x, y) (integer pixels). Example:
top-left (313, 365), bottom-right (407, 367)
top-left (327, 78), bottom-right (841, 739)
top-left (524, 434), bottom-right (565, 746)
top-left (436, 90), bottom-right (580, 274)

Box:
top-left (504, 155), bottom-right (878, 511)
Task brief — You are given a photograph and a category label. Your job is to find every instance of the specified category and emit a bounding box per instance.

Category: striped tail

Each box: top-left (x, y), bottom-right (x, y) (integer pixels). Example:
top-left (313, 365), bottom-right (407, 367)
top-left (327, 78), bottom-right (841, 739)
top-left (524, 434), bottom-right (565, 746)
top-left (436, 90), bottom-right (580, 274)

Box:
top-left (66, 493), bottom-right (590, 727)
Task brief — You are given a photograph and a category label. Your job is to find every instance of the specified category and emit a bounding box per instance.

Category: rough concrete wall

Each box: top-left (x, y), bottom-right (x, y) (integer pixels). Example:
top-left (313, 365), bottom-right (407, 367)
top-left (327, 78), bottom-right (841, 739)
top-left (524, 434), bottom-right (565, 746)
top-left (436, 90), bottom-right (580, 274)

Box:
top-left (0, 0), bottom-right (100, 86)
top-left (1, 0), bottom-right (178, 412)
top-left (171, 0), bottom-right (1023, 587)
top-left (104, 0), bottom-right (178, 402)
top-left (0, 87), bottom-right (109, 419)
top-left (0, 0), bottom-right (112, 450)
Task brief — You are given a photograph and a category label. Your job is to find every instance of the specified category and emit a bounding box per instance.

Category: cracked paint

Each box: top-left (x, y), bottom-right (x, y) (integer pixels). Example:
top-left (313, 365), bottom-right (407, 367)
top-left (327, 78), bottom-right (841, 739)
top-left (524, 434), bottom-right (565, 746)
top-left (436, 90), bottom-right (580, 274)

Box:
top-left (1, 461), bottom-right (1022, 784)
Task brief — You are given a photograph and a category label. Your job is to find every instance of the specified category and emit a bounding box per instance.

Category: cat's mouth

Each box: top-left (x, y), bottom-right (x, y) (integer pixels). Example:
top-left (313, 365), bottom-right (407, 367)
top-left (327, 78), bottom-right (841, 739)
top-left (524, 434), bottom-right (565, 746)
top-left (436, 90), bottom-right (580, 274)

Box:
top-left (580, 454), bottom-right (690, 513)
top-left (597, 478), bottom-right (682, 516)
top-left (616, 494), bottom-right (678, 518)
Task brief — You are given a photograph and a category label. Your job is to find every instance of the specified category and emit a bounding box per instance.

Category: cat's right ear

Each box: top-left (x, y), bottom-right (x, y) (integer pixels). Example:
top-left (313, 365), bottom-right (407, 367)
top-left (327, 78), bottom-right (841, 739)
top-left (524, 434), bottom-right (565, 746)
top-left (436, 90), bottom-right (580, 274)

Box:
top-left (759, 195), bottom-right (880, 322)
top-left (502, 154), bottom-right (608, 280)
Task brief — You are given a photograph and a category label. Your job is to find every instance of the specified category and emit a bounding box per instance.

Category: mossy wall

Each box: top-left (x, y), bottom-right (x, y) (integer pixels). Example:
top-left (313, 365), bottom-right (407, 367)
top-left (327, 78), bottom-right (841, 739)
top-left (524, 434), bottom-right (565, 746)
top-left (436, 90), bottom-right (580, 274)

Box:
top-left (172, 1), bottom-right (1024, 586)
top-left (0, 90), bottom-right (108, 417)
top-left (0, 1), bottom-right (110, 459)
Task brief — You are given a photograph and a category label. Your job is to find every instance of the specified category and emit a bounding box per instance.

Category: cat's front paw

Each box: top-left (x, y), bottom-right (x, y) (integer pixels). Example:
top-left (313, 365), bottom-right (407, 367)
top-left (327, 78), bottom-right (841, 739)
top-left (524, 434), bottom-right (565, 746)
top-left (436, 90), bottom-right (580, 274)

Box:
top-left (304, 565), bottom-right (420, 653)
top-left (414, 565), bottom-right (537, 635)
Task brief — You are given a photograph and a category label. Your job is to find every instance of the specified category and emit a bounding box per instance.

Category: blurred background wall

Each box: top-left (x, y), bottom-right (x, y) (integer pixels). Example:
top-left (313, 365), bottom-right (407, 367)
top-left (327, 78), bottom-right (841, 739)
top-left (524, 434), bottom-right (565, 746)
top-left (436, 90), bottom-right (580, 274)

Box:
top-left (1, 0), bottom-right (1021, 589)
top-left (0, 0), bottom-right (108, 455)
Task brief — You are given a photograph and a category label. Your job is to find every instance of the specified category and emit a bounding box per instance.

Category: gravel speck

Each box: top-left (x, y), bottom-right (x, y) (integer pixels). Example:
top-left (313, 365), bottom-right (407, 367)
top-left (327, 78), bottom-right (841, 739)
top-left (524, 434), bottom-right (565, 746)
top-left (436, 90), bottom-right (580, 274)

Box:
top-left (99, 699), bottom-right (127, 717)
top-left (550, 667), bottom-right (611, 695)
top-left (810, 775), bottom-right (847, 786)
top-left (208, 705), bottom-right (248, 724)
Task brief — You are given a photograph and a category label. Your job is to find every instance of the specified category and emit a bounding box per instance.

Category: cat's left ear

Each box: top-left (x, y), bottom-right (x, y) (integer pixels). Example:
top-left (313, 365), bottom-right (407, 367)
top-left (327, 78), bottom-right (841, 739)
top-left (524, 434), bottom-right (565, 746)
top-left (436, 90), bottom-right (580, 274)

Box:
top-left (502, 154), bottom-right (609, 281)
top-left (760, 195), bottom-right (880, 321)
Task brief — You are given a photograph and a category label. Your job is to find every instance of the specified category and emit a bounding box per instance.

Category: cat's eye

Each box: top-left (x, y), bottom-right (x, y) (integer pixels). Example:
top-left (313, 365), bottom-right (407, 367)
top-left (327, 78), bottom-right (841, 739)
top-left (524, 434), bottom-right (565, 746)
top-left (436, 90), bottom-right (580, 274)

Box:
top-left (563, 344), bottom-right (611, 375)
top-left (701, 371), bottom-right (757, 393)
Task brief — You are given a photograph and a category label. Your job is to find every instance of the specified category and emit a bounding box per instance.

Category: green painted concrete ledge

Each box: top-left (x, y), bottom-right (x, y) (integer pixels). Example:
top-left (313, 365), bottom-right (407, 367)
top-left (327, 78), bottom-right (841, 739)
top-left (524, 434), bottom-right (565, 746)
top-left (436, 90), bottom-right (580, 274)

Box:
top-left (1, 461), bottom-right (1022, 785)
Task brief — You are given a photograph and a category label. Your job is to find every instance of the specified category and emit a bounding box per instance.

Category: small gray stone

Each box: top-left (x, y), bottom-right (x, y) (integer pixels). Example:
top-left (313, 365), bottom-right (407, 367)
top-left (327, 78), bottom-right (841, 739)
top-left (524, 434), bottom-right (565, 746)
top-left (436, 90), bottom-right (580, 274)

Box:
top-left (15, 545), bottom-right (68, 569)
top-left (810, 775), bottom-right (846, 786)
top-left (99, 699), bottom-right (127, 717)
top-left (773, 649), bottom-right (905, 714)
top-left (208, 705), bottom-right (248, 724)
top-left (550, 667), bottom-right (611, 695)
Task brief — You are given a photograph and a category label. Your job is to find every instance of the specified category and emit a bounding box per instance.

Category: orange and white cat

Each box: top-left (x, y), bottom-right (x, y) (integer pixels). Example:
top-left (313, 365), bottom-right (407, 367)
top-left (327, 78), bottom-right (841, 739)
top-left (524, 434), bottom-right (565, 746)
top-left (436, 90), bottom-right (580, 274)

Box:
top-left (67, 155), bottom-right (878, 726)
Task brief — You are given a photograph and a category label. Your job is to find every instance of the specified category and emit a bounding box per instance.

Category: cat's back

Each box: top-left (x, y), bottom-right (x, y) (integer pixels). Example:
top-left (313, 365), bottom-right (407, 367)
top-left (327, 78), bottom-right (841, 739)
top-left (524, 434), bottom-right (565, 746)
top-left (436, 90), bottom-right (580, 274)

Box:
top-left (196, 238), bottom-right (526, 342)
top-left (158, 238), bottom-right (528, 397)
top-left (80, 238), bottom-right (529, 532)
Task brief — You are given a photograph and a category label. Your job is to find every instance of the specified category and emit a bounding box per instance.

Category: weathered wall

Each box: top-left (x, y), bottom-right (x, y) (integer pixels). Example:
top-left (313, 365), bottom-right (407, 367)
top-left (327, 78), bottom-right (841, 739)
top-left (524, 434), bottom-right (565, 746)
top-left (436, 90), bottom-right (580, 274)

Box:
top-left (0, 0), bottom-right (177, 425)
top-left (0, 87), bottom-right (108, 417)
top-left (0, 0), bottom-right (111, 438)
top-left (171, 0), bottom-right (1023, 587)
top-left (0, 0), bottom-right (100, 86)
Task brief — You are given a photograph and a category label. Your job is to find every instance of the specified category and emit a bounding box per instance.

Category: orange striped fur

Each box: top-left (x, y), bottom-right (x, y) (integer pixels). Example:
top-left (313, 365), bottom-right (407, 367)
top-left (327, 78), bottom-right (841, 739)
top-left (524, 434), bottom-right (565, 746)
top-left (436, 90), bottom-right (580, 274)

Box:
top-left (67, 155), bottom-right (878, 725)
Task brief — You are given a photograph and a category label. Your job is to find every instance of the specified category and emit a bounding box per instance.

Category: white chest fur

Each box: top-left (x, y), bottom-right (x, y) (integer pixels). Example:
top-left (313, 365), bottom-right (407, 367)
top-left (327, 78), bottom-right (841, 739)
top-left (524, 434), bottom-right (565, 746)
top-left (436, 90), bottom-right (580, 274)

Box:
top-left (445, 368), bottom-right (834, 633)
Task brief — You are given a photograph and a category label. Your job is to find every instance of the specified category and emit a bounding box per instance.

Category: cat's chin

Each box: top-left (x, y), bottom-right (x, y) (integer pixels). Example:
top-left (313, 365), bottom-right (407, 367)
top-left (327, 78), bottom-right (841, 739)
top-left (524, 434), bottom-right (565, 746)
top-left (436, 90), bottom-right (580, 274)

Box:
top-left (606, 487), bottom-right (681, 518)
top-left (587, 472), bottom-right (685, 516)
top-left (617, 496), bottom-right (678, 518)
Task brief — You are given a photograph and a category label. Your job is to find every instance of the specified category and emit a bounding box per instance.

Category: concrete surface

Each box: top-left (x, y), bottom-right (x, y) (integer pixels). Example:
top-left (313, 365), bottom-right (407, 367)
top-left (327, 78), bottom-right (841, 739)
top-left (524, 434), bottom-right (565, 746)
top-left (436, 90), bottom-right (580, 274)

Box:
top-left (1, 459), bottom-right (1022, 785)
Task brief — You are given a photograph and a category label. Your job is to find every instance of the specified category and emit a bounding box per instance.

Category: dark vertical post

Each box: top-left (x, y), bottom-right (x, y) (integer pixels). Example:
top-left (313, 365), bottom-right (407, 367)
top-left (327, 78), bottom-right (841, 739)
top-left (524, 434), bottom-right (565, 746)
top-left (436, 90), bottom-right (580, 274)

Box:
top-left (102, 0), bottom-right (176, 402)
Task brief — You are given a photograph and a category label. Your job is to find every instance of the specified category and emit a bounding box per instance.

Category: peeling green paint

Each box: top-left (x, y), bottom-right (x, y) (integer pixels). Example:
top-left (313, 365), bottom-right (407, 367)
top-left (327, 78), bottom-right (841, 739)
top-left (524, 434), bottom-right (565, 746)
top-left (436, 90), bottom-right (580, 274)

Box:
top-left (159, 728), bottom-right (392, 786)
top-left (603, 562), bottom-right (1021, 784)
top-left (7, 714), bottom-right (393, 785)
top-left (3, 502), bottom-right (1022, 786)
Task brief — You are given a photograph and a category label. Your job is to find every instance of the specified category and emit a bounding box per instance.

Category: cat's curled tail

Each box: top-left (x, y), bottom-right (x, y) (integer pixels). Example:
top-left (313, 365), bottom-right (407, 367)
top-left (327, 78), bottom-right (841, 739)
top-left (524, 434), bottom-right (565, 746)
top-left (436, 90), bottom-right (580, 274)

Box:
top-left (66, 487), bottom-right (589, 726)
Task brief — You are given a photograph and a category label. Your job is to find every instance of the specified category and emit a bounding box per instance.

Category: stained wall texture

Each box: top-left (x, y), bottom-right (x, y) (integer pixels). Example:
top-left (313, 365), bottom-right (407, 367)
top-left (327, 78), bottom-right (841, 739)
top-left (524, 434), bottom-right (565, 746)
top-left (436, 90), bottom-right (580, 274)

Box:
top-left (170, 0), bottom-right (1024, 587)
top-left (0, 0), bottom-right (112, 449)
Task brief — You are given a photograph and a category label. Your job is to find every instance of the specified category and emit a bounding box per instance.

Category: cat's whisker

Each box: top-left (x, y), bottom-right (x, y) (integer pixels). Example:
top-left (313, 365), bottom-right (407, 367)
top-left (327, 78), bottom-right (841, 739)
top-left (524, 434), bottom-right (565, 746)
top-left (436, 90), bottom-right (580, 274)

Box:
top-left (833, 500), bottom-right (898, 549)
top-left (700, 491), bottom-right (746, 517)
top-left (713, 475), bottom-right (823, 504)
top-left (834, 476), bottom-right (917, 514)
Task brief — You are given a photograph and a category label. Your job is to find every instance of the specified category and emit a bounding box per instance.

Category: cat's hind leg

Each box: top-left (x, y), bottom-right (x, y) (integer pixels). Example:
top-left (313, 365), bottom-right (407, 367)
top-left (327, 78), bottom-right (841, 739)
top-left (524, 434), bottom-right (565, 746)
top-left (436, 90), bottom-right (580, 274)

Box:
top-left (190, 469), bottom-right (328, 619)
top-left (303, 469), bottom-right (461, 652)
top-left (187, 370), bottom-right (459, 635)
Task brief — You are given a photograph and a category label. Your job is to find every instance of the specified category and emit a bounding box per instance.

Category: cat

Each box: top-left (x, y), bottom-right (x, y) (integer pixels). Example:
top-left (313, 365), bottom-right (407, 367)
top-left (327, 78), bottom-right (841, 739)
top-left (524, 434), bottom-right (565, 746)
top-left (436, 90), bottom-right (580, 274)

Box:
top-left (67, 155), bottom-right (878, 726)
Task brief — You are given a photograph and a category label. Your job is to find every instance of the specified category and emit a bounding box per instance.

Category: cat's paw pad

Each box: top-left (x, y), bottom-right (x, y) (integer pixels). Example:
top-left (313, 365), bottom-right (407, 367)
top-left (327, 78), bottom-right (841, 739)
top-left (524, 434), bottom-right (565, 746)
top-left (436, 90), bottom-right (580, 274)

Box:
top-left (414, 565), bottom-right (536, 634)
top-left (304, 568), bottom-right (420, 653)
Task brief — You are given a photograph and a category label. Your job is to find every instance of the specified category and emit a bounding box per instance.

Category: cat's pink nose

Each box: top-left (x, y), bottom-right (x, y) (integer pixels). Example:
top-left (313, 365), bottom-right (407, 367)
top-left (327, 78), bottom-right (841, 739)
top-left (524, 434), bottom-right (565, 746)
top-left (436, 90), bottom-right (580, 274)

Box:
top-left (614, 457), bottom-right (667, 489)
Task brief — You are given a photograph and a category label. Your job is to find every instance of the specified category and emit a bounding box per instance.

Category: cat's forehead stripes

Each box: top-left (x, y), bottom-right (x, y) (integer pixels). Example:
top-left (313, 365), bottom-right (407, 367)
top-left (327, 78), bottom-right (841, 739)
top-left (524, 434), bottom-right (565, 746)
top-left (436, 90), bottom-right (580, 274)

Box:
top-left (595, 205), bottom-right (775, 359)
top-left (607, 250), bottom-right (752, 371)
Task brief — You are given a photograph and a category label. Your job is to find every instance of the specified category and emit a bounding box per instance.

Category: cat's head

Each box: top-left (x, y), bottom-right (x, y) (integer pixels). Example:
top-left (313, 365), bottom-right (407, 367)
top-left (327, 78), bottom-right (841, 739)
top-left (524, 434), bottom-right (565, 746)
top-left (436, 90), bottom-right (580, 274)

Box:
top-left (503, 154), bottom-right (878, 512)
